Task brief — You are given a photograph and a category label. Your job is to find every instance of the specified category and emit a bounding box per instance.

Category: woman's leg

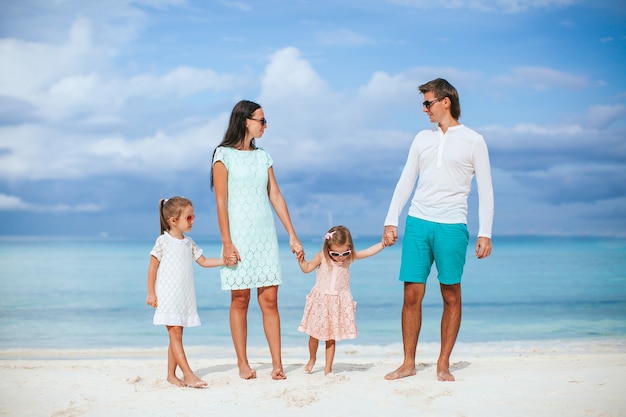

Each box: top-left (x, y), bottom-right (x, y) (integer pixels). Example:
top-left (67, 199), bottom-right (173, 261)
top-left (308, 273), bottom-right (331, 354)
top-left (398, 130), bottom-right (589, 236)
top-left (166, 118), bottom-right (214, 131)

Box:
top-left (325, 339), bottom-right (336, 375)
top-left (231, 289), bottom-right (255, 379)
top-left (166, 326), bottom-right (207, 387)
top-left (304, 336), bottom-right (319, 373)
top-left (257, 285), bottom-right (286, 380)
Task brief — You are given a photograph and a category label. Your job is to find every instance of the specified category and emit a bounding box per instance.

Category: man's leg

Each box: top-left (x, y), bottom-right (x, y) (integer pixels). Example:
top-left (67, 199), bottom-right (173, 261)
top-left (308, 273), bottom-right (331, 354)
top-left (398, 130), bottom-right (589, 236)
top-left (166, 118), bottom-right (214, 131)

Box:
top-left (438, 283), bottom-right (462, 381)
top-left (384, 282), bottom-right (426, 380)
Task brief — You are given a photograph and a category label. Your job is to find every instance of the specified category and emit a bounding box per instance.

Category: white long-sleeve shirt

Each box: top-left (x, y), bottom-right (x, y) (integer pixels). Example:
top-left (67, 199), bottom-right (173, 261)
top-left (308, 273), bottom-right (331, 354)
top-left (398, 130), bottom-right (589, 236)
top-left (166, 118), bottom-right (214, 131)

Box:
top-left (384, 124), bottom-right (494, 238)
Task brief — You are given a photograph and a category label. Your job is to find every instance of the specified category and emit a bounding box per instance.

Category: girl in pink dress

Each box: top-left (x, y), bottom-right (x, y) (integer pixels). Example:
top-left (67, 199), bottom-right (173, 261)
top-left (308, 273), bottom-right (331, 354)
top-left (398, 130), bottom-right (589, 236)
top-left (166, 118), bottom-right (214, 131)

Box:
top-left (296, 225), bottom-right (385, 375)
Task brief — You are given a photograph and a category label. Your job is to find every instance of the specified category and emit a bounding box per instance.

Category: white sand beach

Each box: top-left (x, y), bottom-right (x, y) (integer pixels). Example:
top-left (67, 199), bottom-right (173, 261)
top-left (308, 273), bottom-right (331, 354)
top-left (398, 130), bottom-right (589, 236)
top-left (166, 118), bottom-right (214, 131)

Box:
top-left (1, 339), bottom-right (624, 417)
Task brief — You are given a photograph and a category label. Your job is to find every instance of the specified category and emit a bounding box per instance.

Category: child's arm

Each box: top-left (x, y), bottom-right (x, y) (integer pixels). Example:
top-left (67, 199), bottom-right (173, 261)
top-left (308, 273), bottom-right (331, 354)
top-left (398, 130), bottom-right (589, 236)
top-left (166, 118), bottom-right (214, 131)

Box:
top-left (196, 255), bottom-right (226, 268)
top-left (146, 255), bottom-right (159, 307)
top-left (355, 241), bottom-right (386, 260)
top-left (297, 251), bottom-right (322, 273)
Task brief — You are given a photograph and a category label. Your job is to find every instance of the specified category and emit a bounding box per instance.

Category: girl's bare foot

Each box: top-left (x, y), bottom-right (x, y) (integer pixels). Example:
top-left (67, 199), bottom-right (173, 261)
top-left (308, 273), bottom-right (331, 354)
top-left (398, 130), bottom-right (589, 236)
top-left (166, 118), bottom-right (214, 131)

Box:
top-left (238, 365), bottom-right (257, 380)
top-left (184, 375), bottom-right (208, 388)
top-left (271, 368), bottom-right (286, 380)
top-left (304, 358), bottom-right (316, 373)
top-left (167, 375), bottom-right (185, 387)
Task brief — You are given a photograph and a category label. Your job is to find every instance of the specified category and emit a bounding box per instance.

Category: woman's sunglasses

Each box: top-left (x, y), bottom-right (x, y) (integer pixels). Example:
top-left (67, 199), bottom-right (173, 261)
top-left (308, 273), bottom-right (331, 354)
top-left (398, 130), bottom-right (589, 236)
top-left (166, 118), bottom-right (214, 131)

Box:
top-left (329, 249), bottom-right (352, 258)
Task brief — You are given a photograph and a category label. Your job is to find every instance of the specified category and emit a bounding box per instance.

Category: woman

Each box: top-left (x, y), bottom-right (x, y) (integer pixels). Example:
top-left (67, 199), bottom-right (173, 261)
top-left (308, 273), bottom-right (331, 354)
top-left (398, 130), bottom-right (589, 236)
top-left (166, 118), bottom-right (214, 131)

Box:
top-left (211, 100), bottom-right (303, 380)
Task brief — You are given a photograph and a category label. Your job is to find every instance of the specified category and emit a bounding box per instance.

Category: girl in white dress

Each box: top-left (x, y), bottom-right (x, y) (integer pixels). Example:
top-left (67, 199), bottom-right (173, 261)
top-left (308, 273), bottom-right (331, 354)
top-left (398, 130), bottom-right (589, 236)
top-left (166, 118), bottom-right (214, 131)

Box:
top-left (146, 196), bottom-right (224, 388)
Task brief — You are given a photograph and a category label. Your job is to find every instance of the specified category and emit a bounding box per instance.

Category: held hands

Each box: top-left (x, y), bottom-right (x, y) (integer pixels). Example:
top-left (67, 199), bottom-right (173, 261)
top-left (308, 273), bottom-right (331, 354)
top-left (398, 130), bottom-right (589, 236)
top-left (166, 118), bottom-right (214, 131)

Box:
top-left (223, 242), bottom-right (241, 267)
top-left (292, 242), bottom-right (305, 263)
top-left (290, 235), bottom-right (304, 258)
top-left (382, 225), bottom-right (398, 247)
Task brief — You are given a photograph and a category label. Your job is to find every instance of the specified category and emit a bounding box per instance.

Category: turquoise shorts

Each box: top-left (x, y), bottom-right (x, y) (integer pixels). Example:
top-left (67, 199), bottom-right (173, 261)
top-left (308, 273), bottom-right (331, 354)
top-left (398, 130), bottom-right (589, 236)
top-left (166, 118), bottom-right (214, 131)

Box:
top-left (399, 216), bottom-right (469, 285)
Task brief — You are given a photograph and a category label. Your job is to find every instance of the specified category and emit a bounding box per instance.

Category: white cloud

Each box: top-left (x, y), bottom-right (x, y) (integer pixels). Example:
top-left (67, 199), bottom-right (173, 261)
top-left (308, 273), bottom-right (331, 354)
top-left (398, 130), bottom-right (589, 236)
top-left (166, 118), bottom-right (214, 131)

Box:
top-left (317, 29), bottom-right (373, 46)
top-left (0, 16), bottom-right (102, 98)
top-left (0, 193), bottom-right (104, 213)
top-left (388, 0), bottom-right (579, 13)
top-left (492, 66), bottom-right (588, 90)
top-left (0, 194), bottom-right (29, 210)
top-left (584, 104), bottom-right (626, 129)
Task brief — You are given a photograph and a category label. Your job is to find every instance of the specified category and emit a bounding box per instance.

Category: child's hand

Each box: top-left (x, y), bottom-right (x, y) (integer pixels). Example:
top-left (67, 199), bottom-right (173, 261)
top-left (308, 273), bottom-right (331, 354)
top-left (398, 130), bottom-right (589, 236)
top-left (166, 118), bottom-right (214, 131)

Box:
top-left (229, 253), bottom-right (238, 264)
top-left (146, 294), bottom-right (158, 308)
top-left (296, 250), bottom-right (306, 262)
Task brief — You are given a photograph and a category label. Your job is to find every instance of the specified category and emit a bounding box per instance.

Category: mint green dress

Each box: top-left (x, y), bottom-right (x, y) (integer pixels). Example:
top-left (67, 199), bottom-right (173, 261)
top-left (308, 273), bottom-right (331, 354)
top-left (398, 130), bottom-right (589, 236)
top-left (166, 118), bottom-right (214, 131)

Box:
top-left (213, 146), bottom-right (282, 290)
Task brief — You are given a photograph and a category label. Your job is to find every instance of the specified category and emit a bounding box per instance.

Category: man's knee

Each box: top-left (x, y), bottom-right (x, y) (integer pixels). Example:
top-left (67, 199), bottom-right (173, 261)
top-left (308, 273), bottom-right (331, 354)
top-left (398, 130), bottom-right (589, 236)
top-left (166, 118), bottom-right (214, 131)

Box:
top-left (403, 283), bottom-right (425, 307)
top-left (440, 284), bottom-right (461, 306)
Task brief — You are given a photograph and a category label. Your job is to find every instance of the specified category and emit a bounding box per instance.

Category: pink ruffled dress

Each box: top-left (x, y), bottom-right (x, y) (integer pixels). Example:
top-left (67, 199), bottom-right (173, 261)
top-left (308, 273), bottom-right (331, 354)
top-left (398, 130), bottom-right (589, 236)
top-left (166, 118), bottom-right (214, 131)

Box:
top-left (298, 257), bottom-right (357, 341)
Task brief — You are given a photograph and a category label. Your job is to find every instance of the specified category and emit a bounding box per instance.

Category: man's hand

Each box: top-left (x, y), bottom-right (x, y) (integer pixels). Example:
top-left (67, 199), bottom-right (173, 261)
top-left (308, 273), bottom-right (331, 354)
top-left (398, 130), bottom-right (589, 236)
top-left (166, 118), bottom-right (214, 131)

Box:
top-left (383, 225), bottom-right (398, 247)
top-left (475, 237), bottom-right (492, 259)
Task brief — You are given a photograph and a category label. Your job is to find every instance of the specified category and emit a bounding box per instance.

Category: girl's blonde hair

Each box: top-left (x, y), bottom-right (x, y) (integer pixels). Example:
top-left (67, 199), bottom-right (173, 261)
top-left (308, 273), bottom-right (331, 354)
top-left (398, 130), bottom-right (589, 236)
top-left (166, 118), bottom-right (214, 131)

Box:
top-left (322, 225), bottom-right (356, 265)
top-left (158, 196), bottom-right (193, 235)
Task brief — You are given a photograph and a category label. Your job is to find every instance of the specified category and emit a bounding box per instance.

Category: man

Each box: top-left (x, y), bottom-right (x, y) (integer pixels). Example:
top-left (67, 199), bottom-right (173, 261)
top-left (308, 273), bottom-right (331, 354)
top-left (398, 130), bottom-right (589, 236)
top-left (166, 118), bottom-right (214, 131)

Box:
top-left (382, 78), bottom-right (494, 382)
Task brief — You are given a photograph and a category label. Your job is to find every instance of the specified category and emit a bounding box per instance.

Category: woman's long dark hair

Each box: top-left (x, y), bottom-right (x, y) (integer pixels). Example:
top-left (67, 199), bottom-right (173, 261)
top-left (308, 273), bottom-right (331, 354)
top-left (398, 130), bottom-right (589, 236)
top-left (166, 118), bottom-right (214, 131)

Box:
top-left (210, 100), bottom-right (261, 189)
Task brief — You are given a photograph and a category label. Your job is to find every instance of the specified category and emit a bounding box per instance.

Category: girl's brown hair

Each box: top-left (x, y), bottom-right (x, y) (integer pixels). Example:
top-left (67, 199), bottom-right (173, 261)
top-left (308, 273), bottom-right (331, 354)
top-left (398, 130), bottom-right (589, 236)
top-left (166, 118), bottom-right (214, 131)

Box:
top-left (322, 225), bottom-right (356, 265)
top-left (158, 196), bottom-right (193, 235)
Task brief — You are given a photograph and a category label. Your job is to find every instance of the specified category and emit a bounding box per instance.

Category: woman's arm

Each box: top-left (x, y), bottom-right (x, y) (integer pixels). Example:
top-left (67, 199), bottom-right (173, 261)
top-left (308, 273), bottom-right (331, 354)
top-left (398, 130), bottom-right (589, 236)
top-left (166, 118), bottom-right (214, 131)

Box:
top-left (267, 166), bottom-right (302, 253)
top-left (213, 161), bottom-right (240, 263)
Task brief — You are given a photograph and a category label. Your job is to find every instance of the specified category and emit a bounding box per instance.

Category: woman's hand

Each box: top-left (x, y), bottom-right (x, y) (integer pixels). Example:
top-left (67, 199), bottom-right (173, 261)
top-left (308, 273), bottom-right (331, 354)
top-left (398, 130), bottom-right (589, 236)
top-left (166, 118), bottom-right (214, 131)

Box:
top-left (290, 236), bottom-right (304, 256)
top-left (223, 242), bottom-right (241, 266)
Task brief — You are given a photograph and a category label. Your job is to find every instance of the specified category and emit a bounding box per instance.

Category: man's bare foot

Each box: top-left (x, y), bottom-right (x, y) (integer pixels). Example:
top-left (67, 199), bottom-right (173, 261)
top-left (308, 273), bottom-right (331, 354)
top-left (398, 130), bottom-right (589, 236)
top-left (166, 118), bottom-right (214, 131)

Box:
top-left (271, 368), bottom-right (287, 380)
top-left (167, 375), bottom-right (185, 387)
top-left (238, 365), bottom-right (257, 379)
top-left (183, 375), bottom-right (208, 388)
top-left (437, 368), bottom-right (455, 381)
top-left (304, 359), bottom-right (316, 373)
top-left (437, 358), bottom-right (455, 381)
top-left (384, 364), bottom-right (416, 380)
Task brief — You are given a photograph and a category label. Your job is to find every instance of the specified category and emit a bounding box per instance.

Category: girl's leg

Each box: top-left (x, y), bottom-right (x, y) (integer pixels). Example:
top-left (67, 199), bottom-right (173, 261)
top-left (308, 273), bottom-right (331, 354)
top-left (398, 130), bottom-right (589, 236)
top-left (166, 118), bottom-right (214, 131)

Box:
top-left (231, 289), bottom-right (255, 379)
top-left (304, 336), bottom-right (319, 373)
top-left (325, 339), bottom-right (336, 375)
top-left (167, 344), bottom-right (184, 386)
top-left (257, 285), bottom-right (285, 380)
top-left (166, 325), bottom-right (207, 388)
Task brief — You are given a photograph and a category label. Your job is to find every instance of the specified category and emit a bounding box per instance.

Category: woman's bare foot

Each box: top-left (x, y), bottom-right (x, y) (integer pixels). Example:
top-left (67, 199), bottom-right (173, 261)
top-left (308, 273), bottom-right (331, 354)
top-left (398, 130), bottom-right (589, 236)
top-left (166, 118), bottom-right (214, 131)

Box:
top-left (384, 364), bottom-right (416, 380)
top-left (271, 368), bottom-right (287, 380)
top-left (167, 375), bottom-right (185, 387)
top-left (238, 364), bottom-right (257, 380)
top-left (184, 375), bottom-right (208, 388)
top-left (324, 366), bottom-right (332, 375)
top-left (304, 358), bottom-right (316, 374)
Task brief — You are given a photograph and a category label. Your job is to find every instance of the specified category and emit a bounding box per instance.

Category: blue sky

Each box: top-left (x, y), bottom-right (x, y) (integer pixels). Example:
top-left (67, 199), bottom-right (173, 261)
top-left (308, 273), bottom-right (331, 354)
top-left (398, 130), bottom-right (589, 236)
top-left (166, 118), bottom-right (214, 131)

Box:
top-left (1, 0), bottom-right (625, 239)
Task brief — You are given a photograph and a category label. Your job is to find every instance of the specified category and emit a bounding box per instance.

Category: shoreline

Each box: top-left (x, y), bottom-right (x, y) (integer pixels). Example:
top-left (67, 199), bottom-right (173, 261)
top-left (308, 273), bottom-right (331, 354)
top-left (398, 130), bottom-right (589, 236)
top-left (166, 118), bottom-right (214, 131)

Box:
top-left (1, 338), bottom-right (624, 417)
top-left (2, 337), bottom-right (624, 360)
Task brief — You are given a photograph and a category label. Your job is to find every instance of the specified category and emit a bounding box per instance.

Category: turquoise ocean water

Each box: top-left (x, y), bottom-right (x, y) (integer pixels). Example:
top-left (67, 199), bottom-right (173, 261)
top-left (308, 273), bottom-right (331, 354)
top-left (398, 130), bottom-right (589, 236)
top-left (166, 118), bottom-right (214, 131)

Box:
top-left (0, 236), bottom-right (625, 351)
